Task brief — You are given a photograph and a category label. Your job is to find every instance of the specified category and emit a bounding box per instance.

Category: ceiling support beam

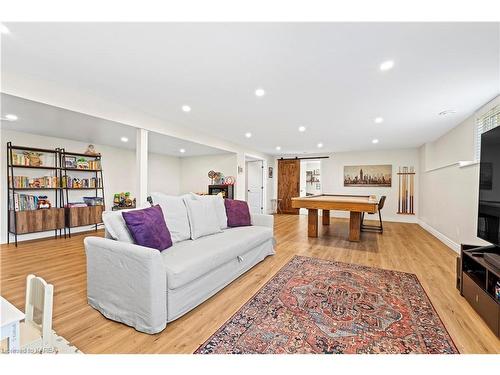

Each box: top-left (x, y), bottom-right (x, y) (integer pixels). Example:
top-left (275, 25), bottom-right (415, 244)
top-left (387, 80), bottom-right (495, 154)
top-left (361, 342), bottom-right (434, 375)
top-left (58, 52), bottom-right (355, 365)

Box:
top-left (136, 128), bottom-right (149, 207)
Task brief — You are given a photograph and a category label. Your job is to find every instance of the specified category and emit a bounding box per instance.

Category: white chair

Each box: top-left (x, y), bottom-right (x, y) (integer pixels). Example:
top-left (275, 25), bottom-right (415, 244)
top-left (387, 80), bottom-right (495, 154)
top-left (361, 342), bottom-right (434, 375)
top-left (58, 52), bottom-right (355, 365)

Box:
top-left (20, 275), bottom-right (54, 351)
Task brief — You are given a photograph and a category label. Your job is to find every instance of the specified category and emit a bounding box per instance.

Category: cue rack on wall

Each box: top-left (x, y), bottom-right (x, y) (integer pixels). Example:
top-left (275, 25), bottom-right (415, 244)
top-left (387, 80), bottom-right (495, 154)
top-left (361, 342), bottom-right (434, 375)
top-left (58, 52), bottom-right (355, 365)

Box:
top-left (397, 166), bottom-right (415, 215)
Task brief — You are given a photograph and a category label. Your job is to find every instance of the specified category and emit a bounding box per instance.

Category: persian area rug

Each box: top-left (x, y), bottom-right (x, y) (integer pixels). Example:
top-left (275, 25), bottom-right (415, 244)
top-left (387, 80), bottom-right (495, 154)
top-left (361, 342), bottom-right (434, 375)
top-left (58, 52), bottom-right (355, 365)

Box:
top-left (195, 256), bottom-right (458, 354)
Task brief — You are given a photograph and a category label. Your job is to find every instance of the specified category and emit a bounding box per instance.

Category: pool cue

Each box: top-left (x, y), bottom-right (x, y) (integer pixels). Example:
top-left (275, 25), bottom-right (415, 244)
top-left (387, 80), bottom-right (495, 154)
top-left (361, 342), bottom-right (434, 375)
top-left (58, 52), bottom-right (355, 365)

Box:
top-left (410, 166), bottom-right (414, 214)
top-left (398, 167), bottom-right (401, 213)
top-left (404, 167), bottom-right (408, 213)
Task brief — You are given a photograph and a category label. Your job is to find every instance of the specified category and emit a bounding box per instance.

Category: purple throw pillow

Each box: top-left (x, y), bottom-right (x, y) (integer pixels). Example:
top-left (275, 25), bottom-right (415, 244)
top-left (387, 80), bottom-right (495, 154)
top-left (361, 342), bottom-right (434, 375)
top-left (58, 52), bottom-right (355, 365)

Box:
top-left (224, 199), bottom-right (252, 227)
top-left (122, 205), bottom-right (172, 251)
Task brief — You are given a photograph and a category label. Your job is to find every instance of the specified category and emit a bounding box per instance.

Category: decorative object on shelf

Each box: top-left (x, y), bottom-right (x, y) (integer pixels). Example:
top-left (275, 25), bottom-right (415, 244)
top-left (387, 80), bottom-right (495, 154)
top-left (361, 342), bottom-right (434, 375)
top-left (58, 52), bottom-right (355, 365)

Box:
top-left (83, 196), bottom-right (104, 206)
top-left (208, 170), bottom-right (216, 184)
top-left (76, 157), bottom-right (90, 169)
top-left (268, 166), bottom-right (273, 179)
top-left (213, 171), bottom-right (225, 185)
top-left (344, 164), bottom-right (392, 187)
top-left (84, 144), bottom-right (99, 156)
top-left (37, 196), bottom-right (52, 209)
top-left (397, 166), bottom-right (415, 215)
top-left (24, 151), bottom-right (43, 167)
top-left (112, 192), bottom-right (136, 210)
top-left (65, 156), bottom-right (77, 168)
top-left (224, 176), bottom-right (235, 185)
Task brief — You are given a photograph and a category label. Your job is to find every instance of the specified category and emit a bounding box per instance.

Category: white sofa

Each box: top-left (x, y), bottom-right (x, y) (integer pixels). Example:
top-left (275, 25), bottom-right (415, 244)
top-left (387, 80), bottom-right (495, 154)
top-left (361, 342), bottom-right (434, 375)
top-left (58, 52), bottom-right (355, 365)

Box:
top-left (84, 193), bottom-right (275, 334)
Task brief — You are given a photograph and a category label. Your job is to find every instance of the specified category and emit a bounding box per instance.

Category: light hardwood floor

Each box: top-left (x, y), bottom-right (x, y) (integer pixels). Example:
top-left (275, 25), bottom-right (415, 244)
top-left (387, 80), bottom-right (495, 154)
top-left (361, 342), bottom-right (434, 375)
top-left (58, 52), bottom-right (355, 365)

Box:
top-left (1, 215), bottom-right (499, 353)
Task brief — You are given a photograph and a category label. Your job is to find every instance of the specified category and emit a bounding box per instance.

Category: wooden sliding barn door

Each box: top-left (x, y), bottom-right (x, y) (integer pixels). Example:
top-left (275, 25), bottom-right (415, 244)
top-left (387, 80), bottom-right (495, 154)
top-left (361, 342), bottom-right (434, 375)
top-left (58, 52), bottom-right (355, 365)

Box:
top-left (277, 159), bottom-right (300, 214)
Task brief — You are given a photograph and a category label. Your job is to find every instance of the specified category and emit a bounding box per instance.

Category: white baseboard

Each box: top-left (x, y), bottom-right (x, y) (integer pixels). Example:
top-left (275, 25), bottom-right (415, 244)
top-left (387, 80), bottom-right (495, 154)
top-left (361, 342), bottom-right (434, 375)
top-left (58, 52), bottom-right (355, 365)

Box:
top-left (418, 220), bottom-right (460, 253)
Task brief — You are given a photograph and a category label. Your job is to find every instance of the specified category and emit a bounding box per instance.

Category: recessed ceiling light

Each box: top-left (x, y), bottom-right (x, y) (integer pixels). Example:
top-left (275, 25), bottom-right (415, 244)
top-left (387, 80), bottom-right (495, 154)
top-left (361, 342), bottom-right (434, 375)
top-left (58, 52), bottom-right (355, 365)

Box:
top-left (379, 60), bottom-right (394, 71)
top-left (179, 148), bottom-right (186, 153)
top-left (275, 146), bottom-right (281, 151)
top-left (438, 110), bottom-right (456, 116)
top-left (374, 117), bottom-right (384, 124)
top-left (372, 139), bottom-right (379, 144)
top-left (245, 132), bottom-right (252, 138)
top-left (182, 105), bottom-right (191, 112)
top-left (120, 137), bottom-right (129, 143)
top-left (317, 143), bottom-right (323, 148)
top-left (4, 114), bottom-right (18, 121)
top-left (0, 23), bottom-right (10, 35)
top-left (298, 126), bottom-right (306, 132)
top-left (255, 88), bottom-right (265, 97)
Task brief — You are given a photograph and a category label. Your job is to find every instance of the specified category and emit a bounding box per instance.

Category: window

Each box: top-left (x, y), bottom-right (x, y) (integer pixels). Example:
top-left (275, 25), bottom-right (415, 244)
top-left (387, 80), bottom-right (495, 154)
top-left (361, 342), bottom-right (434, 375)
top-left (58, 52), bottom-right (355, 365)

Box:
top-left (475, 103), bottom-right (500, 161)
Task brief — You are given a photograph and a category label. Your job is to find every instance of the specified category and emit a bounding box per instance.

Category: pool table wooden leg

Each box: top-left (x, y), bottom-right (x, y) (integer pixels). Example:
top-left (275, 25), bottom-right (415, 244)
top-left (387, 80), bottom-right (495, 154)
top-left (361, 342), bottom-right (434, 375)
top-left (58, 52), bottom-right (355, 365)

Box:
top-left (349, 211), bottom-right (361, 241)
top-left (322, 210), bottom-right (330, 225)
top-left (308, 209), bottom-right (318, 237)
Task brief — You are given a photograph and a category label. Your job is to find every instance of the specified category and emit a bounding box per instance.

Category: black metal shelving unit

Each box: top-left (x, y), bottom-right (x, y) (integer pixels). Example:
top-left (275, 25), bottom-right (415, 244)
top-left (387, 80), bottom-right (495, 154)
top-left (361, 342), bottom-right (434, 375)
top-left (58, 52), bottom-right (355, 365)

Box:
top-left (6, 142), bottom-right (65, 246)
top-left (60, 149), bottom-right (105, 237)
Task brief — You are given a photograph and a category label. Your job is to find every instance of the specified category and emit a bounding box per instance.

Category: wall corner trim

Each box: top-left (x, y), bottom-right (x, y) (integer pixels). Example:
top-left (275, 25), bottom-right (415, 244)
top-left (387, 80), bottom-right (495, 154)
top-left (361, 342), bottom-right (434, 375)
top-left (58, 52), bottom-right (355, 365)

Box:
top-left (418, 219), bottom-right (460, 254)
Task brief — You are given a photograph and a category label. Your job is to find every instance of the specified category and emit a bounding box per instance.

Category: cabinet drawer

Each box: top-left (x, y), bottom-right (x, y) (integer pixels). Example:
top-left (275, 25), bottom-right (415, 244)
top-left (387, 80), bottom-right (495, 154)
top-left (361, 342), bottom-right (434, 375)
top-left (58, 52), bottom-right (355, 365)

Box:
top-left (65, 206), bottom-right (104, 227)
top-left (462, 273), bottom-right (499, 336)
top-left (9, 208), bottom-right (65, 234)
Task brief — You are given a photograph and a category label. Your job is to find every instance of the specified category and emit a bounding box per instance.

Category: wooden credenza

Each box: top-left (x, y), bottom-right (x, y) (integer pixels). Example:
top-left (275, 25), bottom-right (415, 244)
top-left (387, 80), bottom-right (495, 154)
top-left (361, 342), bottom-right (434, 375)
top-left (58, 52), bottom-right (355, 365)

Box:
top-left (65, 206), bottom-right (104, 228)
top-left (9, 208), bottom-right (65, 234)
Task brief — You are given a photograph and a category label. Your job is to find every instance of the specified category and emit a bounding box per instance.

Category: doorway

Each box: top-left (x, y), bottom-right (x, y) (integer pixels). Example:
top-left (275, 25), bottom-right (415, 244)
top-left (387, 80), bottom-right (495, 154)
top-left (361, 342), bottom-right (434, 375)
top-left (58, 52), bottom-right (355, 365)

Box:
top-left (299, 159), bottom-right (322, 214)
top-left (245, 157), bottom-right (264, 214)
top-left (277, 159), bottom-right (300, 214)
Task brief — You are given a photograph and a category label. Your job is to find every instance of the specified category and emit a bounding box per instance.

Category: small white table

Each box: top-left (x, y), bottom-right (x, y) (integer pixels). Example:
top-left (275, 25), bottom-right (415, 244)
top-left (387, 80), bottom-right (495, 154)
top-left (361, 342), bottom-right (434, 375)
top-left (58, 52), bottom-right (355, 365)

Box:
top-left (1, 296), bottom-right (25, 353)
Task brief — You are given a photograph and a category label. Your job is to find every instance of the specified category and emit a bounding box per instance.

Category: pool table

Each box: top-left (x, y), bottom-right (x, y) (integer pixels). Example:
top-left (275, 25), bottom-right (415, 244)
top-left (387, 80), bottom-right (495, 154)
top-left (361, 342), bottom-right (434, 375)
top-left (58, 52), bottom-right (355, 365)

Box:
top-left (291, 194), bottom-right (379, 241)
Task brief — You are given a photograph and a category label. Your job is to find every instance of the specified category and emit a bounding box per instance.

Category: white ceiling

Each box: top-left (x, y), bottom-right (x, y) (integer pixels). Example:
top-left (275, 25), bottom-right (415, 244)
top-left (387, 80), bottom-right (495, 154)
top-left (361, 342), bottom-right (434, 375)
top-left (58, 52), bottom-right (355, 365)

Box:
top-left (0, 94), bottom-right (230, 157)
top-left (1, 22), bottom-right (499, 155)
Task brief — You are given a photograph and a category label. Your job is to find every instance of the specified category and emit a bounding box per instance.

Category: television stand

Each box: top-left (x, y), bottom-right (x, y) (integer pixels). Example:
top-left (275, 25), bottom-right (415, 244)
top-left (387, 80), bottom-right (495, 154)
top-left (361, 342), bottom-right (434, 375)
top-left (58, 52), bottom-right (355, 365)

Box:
top-left (460, 244), bottom-right (500, 337)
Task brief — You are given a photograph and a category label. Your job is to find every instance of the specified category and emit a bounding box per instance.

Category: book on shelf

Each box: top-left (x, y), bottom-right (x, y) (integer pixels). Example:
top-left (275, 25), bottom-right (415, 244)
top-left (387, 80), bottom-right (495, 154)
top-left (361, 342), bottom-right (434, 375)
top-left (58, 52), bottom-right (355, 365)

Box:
top-left (11, 152), bottom-right (42, 167)
top-left (61, 176), bottom-right (102, 188)
top-left (9, 175), bottom-right (59, 189)
top-left (65, 202), bottom-right (88, 208)
top-left (9, 193), bottom-right (39, 211)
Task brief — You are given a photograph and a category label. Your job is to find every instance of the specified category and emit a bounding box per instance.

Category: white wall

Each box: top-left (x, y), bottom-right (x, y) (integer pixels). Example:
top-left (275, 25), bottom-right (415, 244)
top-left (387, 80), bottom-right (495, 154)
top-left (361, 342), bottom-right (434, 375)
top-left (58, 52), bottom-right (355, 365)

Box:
top-left (148, 153), bottom-right (181, 195)
top-left (419, 115), bottom-right (490, 250)
top-left (179, 154), bottom-right (238, 195)
top-left (273, 149), bottom-right (419, 223)
top-left (0, 129), bottom-right (181, 243)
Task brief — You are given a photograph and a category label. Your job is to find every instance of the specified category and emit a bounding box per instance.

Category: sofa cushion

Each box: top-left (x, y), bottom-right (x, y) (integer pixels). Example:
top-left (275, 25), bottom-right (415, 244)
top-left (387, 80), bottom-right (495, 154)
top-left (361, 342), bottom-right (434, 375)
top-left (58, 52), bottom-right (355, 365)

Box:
top-left (190, 193), bottom-right (228, 230)
top-left (225, 199), bottom-right (251, 227)
top-left (102, 209), bottom-right (136, 243)
top-left (122, 205), bottom-right (173, 251)
top-left (160, 226), bottom-right (273, 289)
top-left (150, 192), bottom-right (191, 243)
top-left (183, 196), bottom-right (222, 240)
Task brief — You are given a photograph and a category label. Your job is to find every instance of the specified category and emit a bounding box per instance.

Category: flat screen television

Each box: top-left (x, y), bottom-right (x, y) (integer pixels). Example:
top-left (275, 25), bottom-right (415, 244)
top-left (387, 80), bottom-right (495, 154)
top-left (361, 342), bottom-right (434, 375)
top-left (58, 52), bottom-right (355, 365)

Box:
top-left (478, 125), bottom-right (500, 246)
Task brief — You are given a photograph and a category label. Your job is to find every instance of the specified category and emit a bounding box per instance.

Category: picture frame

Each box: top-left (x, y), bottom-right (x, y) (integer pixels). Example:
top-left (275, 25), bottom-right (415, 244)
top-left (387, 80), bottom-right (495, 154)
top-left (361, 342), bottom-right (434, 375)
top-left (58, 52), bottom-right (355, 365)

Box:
top-left (344, 164), bottom-right (392, 187)
top-left (65, 156), bottom-right (77, 168)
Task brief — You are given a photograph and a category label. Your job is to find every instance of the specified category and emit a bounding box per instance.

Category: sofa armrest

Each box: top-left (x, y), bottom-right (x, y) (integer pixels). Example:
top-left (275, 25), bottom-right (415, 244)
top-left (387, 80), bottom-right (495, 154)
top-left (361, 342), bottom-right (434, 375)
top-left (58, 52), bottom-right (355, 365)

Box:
top-left (251, 213), bottom-right (274, 229)
top-left (84, 236), bottom-right (167, 334)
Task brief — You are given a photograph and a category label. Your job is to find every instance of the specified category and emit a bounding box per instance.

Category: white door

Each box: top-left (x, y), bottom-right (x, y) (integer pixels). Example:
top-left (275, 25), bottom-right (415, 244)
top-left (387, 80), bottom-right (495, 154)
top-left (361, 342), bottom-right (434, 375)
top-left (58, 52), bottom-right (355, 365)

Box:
top-left (246, 160), bottom-right (263, 214)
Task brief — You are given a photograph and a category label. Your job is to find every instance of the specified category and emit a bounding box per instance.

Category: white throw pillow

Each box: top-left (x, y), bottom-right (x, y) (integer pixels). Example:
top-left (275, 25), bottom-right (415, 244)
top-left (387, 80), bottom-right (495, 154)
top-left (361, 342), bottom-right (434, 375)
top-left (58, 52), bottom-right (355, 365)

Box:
top-left (184, 196), bottom-right (222, 240)
top-left (150, 192), bottom-right (191, 243)
top-left (102, 210), bottom-right (135, 243)
top-left (190, 193), bottom-right (228, 230)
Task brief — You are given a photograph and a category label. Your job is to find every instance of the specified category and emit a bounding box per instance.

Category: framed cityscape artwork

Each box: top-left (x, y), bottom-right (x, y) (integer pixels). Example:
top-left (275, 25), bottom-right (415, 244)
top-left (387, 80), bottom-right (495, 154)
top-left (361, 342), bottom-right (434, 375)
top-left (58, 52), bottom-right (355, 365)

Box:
top-left (344, 164), bottom-right (392, 187)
